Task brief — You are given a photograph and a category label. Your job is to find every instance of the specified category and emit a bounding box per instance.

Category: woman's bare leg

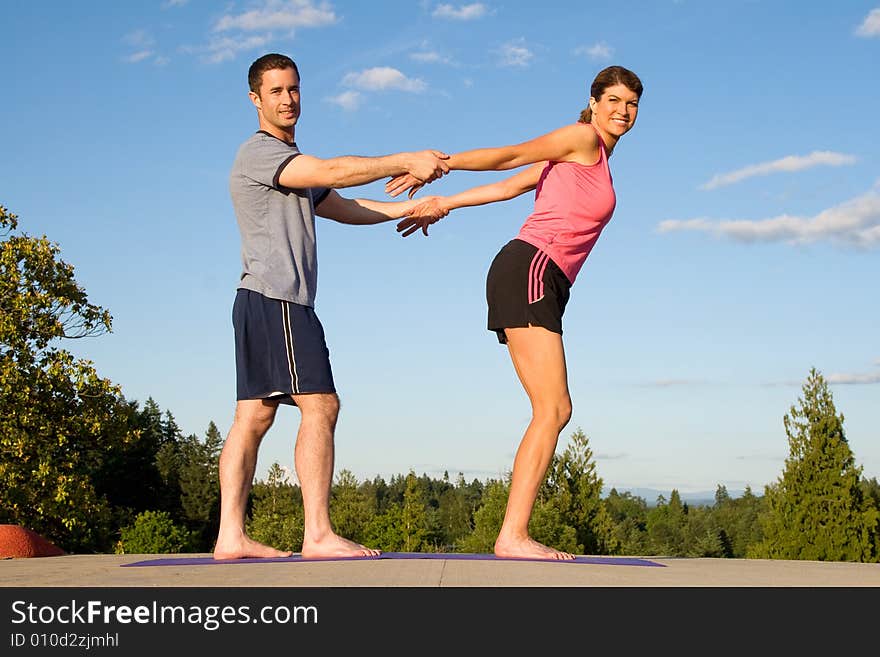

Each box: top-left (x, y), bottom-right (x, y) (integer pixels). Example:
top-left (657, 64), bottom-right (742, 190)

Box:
top-left (494, 326), bottom-right (575, 560)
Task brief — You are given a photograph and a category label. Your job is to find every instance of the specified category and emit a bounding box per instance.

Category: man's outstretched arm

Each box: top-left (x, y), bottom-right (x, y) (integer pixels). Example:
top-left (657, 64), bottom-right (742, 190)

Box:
top-left (279, 150), bottom-right (448, 190)
top-left (315, 190), bottom-right (447, 226)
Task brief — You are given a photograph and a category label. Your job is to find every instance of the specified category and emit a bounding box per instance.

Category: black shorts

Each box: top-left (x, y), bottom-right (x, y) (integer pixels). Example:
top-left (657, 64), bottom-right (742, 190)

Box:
top-left (232, 289), bottom-right (336, 404)
top-left (486, 239), bottom-right (571, 344)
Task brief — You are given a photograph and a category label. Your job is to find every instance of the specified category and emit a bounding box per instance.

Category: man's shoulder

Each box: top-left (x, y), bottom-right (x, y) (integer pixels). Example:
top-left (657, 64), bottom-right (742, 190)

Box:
top-left (235, 131), bottom-right (300, 163)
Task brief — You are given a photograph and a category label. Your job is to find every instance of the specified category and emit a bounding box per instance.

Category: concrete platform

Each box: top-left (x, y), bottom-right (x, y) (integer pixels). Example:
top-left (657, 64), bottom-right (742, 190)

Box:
top-left (2, 552), bottom-right (879, 587)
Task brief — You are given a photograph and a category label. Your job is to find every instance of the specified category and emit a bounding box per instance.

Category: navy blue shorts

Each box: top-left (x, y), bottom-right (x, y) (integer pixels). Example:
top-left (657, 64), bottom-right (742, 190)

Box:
top-left (486, 239), bottom-right (571, 344)
top-left (232, 289), bottom-right (336, 405)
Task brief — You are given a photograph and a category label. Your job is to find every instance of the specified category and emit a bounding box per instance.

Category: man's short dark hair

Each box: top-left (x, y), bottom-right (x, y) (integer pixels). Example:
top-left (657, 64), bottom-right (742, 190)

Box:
top-left (248, 53), bottom-right (300, 94)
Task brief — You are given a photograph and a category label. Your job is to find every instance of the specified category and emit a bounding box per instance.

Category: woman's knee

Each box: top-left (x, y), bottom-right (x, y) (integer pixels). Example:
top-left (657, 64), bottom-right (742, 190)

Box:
top-left (533, 397), bottom-right (572, 431)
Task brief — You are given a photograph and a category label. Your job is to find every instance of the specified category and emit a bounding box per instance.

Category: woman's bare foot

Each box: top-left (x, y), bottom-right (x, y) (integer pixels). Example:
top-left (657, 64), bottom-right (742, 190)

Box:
top-left (494, 535), bottom-right (575, 561)
top-left (301, 533), bottom-right (381, 559)
top-left (213, 532), bottom-right (293, 560)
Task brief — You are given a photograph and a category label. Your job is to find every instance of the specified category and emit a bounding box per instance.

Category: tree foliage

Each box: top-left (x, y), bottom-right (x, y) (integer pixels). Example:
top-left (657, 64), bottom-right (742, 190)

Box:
top-left (0, 205), bottom-right (138, 552)
top-left (116, 510), bottom-right (194, 554)
top-left (3, 208), bottom-right (877, 562)
top-left (750, 369), bottom-right (879, 561)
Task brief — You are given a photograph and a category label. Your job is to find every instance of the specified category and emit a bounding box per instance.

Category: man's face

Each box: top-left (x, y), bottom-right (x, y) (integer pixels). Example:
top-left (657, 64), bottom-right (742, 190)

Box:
top-left (250, 67), bottom-right (301, 133)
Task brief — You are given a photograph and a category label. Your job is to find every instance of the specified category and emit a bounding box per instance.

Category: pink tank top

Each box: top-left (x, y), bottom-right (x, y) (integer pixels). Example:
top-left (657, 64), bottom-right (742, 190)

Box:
top-left (515, 123), bottom-right (616, 284)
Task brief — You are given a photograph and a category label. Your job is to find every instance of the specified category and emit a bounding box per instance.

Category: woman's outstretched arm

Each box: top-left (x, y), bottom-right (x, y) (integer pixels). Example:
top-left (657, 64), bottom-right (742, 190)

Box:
top-left (386, 123), bottom-right (596, 198)
top-left (396, 162), bottom-right (546, 237)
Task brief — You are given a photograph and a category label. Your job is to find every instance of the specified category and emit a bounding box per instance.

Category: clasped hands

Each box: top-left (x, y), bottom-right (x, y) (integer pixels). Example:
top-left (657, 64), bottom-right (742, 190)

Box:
top-left (387, 152), bottom-right (451, 238)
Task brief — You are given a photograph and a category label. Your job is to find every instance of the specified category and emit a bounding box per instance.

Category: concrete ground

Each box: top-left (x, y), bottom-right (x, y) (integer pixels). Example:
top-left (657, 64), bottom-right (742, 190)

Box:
top-left (2, 552), bottom-right (880, 587)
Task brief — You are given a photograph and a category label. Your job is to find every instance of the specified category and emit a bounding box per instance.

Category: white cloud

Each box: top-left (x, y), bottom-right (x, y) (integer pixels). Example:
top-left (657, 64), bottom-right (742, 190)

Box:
top-left (411, 50), bottom-right (451, 64)
top-left (192, 34), bottom-right (272, 64)
top-left (574, 42), bottom-right (613, 60)
top-left (342, 67), bottom-right (426, 92)
top-left (826, 371), bottom-right (880, 384)
top-left (657, 187), bottom-right (880, 248)
top-left (432, 3), bottom-right (488, 20)
top-left (325, 90), bottom-right (363, 111)
top-left (496, 39), bottom-right (533, 67)
top-left (855, 8), bottom-right (880, 37)
top-left (700, 151), bottom-right (857, 190)
top-left (122, 30), bottom-right (161, 65)
top-left (123, 30), bottom-right (154, 48)
top-left (124, 50), bottom-right (155, 63)
top-left (161, 0), bottom-right (189, 8)
top-left (213, 0), bottom-right (337, 32)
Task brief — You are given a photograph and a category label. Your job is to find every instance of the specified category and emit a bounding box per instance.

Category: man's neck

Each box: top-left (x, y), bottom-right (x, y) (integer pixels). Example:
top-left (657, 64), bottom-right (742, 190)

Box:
top-left (259, 123), bottom-right (295, 144)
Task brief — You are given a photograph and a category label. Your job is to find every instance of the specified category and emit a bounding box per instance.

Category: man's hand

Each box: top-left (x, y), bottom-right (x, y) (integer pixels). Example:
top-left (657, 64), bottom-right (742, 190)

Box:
top-left (405, 149), bottom-right (449, 183)
top-left (387, 150), bottom-right (449, 198)
top-left (396, 196), bottom-right (449, 237)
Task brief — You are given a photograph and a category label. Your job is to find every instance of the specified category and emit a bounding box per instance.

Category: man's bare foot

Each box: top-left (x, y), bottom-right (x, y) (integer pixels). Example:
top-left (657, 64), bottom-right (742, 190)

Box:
top-left (213, 532), bottom-right (293, 560)
top-left (301, 533), bottom-right (381, 559)
top-left (494, 535), bottom-right (576, 561)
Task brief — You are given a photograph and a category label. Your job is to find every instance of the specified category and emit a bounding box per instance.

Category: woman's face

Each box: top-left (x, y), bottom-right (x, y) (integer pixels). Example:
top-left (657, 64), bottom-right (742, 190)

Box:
top-left (590, 83), bottom-right (640, 142)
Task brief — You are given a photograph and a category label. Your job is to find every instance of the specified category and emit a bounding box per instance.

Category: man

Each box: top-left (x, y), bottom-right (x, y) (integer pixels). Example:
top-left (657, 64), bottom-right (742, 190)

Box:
top-left (213, 53), bottom-right (448, 560)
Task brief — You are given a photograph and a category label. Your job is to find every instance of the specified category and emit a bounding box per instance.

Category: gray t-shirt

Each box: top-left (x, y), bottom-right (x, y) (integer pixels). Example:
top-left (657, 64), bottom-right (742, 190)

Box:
top-left (229, 131), bottom-right (330, 307)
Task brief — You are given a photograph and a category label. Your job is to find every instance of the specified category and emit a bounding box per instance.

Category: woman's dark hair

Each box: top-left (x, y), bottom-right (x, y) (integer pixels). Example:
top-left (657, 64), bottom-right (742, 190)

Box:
top-left (248, 53), bottom-right (300, 95)
top-left (578, 65), bottom-right (643, 123)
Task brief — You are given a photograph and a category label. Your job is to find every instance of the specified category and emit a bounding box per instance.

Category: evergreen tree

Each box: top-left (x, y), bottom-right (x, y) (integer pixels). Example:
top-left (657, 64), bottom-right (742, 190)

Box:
top-left (602, 488), bottom-right (650, 556)
top-left (749, 369), bottom-right (879, 562)
top-left (248, 463), bottom-right (303, 552)
top-left (645, 490), bottom-right (689, 556)
top-left (543, 427), bottom-right (616, 554)
top-left (437, 476), bottom-right (474, 549)
top-left (363, 503), bottom-right (405, 551)
top-left (97, 399), bottom-right (175, 523)
top-left (177, 422), bottom-right (223, 550)
top-left (711, 485), bottom-right (764, 558)
top-left (528, 501), bottom-right (580, 554)
top-left (330, 469), bottom-right (375, 545)
top-left (401, 471), bottom-right (429, 552)
top-left (458, 480), bottom-right (508, 553)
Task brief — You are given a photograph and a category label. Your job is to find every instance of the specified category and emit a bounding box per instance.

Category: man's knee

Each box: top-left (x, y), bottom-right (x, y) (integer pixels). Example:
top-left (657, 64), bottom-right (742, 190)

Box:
top-left (233, 400), bottom-right (278, 436)
top-left (295, 392), bottom-right (340, 424)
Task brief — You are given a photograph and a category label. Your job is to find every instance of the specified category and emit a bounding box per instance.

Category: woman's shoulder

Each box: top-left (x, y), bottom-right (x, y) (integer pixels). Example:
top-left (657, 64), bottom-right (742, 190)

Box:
top-left (545, 122), bottom-right (599, 165)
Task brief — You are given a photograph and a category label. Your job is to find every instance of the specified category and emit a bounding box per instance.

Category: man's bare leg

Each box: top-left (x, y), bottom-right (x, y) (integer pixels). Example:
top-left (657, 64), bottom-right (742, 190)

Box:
top-left (293, 392), bottom-right (380, 558)
top-left (213, 399), bottom-right (293, 559)
top-left (494, 326), bottom-right (576, 561)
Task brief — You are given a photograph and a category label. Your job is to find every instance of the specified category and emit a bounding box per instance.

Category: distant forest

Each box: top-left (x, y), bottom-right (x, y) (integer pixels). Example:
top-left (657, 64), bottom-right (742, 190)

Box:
top-left (2, 204), bottom-right (878, 561)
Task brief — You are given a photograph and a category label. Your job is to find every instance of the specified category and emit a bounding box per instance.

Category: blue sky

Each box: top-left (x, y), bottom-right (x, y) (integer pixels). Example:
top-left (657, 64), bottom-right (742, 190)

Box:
top-left (2, 1), bottom-right (878, 497)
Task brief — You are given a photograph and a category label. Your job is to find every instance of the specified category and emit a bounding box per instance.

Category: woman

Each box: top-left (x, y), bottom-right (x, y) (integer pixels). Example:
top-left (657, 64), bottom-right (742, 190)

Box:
top-left (390, 65), bottom-right (643, 560)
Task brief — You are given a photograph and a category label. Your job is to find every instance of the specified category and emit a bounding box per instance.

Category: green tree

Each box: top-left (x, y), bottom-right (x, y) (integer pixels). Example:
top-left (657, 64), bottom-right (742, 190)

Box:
top-left (96, 400), bottom-right (177, 531)
top-left (711, 485), bottom-right (764, 558)
top-left (115, 510), bottom-right (193, 554)
top-left (543, 427), bottom-right (616, 554)
top-left (749, 369), bottom-right (879, 562)
top-left (247, 463), bottom-right (303, 552)
top-left (363, 503), bottom-right (405, 551)
top-left (330, 469), bottom-right (376, 545)
top-left (437, 473), bottom-right (475, 549)
top-left (177, 422), bottom-right (223, 549)
top-left (602, 488), bottom-right (650, 556)
top-left (401, 471), bottom-right (429, 552)
top-left (645, 490), bottom-right (689, 556)
top-left (0, 205), bottom-right (138, 552)
top-left (458, 480), bottom-right (508, 553)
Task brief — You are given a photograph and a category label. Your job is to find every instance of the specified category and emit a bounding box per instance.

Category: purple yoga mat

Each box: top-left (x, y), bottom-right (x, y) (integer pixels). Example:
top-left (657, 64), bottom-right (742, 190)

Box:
top-left (122, 553), bottom-right (664, 567)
